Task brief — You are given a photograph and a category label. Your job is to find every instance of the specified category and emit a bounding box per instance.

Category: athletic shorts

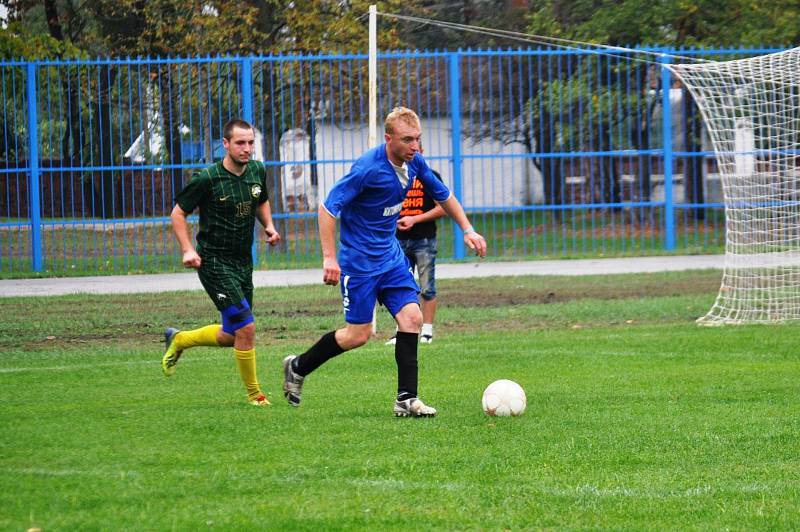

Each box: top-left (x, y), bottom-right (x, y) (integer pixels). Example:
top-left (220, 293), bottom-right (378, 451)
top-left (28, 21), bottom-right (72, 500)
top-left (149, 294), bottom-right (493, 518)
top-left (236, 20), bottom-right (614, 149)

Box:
top-left (197, 255), bottom-right (254, 312)
top-left (399, 237), bottom-right (437, 300)
top-left (340, 260), bottom-right (420, 324)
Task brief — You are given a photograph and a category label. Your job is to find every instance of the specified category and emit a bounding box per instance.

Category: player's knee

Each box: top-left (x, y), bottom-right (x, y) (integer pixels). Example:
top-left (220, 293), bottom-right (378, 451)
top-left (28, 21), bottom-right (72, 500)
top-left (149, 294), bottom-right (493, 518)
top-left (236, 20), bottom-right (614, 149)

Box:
top-left (396, 305), bottom-right (423, 331)
top-left (220, 299), bottom-right (255, 335)
top-left (352, 336), bottom-right (369, 349)
top-left (340, 326), bottom-right (371, 348)
top-left (409, 312), bottom-right (423, 331)
top-left (351, 328), bottom-right (372, 347)
top-left (235, 322), bottom-right (256, 342)
top-left (217, 330), bottom-right (235, 347)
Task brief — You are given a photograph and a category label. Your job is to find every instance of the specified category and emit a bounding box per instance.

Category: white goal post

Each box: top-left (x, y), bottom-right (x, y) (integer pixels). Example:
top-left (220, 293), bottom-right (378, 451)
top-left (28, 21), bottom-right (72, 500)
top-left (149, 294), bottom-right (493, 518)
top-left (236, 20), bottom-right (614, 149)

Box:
top-left (669, 47), bottom-right (800, 324)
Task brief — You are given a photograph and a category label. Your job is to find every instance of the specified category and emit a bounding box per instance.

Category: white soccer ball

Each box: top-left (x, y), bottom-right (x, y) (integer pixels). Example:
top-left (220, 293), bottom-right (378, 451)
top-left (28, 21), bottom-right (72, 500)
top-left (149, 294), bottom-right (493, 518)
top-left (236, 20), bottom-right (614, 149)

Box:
top-left (482, 379), bottom-right (526, 417)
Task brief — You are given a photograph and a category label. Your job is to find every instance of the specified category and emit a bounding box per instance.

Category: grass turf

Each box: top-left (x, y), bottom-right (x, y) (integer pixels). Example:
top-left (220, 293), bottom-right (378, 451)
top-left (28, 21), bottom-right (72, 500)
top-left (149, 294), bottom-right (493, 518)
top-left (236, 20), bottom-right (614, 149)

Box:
top-left (1, 270), bottom-right (798, 530)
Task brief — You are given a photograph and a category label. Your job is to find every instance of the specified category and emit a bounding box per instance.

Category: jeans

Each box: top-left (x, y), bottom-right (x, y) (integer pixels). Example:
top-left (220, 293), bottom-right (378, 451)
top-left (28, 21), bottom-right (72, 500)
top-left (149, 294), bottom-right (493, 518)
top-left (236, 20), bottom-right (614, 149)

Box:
top-left (399, 237), bottom-right (437, 300)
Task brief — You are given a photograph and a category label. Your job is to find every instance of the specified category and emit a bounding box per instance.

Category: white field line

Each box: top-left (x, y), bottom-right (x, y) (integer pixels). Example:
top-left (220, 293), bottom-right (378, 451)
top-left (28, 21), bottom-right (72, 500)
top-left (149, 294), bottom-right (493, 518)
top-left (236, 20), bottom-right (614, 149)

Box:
top-left (0, 467), bottom-right (776, 499)
top-left (0, 357), bottom-right (214, 374)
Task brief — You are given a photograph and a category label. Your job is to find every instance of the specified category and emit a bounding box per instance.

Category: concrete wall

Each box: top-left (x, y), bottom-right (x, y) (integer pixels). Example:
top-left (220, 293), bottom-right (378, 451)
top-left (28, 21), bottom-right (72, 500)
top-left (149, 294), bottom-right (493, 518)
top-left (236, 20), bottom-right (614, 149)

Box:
top-left (278, 118), bottom-right (544, 209)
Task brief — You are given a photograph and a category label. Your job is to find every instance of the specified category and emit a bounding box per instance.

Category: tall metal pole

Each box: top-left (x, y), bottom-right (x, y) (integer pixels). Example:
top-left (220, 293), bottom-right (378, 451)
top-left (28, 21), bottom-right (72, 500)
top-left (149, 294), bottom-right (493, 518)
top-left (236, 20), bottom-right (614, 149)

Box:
top-left (240, 57), bottom-right (259, 263)
top-left (660, 53), bottom-right (675, 251)
top-left (27, 62), bottom-right (42, 272)
top-left (369, 5), bottom-right (379, 334)
top-left (449, 53), bottom-right (465, 259)
top-left (368, 4), bottom-right (377, 148)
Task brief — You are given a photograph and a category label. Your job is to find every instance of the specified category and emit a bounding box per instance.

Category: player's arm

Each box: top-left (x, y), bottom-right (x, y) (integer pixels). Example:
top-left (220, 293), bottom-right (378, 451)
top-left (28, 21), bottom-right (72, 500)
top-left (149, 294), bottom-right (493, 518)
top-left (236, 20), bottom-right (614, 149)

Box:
top-left (397, 164), bottom-right (445, 229)
top-left (170, 204), bottom-right (202, 268)
top-left (397, 204), bottom-right (446, 231)
top-left (437, 195), bottom-right (487, 258)
top-left (256, 200), bottom-right (281, 246)
top-left (318, 205), bottom-right (340, 285)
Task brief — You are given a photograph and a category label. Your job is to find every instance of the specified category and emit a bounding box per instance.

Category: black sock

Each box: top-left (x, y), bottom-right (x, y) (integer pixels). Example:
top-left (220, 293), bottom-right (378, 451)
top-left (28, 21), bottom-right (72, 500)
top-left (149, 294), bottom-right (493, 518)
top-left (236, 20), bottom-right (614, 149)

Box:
top-left (293, 330), bottom-right (345, 376)
top-left (395, 331), bottom-right (419, 400)
top-left (397, 392), bottom-right (415, 402)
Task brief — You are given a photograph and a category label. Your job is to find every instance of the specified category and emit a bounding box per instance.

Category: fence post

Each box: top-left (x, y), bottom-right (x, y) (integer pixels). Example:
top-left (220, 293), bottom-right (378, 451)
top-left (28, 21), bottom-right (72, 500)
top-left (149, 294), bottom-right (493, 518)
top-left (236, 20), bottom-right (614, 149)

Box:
top-left (240, 57), bottom-right (258, 263)
top-left (241, 57), bottom-right (254, 123)
top-left (660, 53), bottom-right (675, 251)
top-left (449, 52), bottom-right (465, 259)
top-left (26, 62), bottom-right (43, 272)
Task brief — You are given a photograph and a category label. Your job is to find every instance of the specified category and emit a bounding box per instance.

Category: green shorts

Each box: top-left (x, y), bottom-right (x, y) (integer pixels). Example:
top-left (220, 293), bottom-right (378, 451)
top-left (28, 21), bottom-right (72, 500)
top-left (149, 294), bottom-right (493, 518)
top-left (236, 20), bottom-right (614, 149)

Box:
top-left (197, 255), bottom-right (254, 311)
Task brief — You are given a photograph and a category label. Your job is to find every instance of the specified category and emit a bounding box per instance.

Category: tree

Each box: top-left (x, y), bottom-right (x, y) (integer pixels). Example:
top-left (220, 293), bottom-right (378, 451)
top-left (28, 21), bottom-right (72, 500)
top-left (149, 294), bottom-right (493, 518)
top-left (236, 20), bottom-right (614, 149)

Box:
top-left (401, 1), bottom-right (533, 50)
top-left (0, 0), bottom-right (407, 218)
top-left (3, 0), bottom-right (796, 217)
top-left (0, 17), bottom-right (75, 171)
top-left (525, 0), bottom-right (799, 218)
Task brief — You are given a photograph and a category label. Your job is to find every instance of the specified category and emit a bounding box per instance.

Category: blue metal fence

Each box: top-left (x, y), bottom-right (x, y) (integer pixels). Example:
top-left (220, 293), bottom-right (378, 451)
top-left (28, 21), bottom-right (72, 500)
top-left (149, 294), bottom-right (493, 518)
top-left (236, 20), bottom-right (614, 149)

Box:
top-left (0, 46), bottom-right (785, 276)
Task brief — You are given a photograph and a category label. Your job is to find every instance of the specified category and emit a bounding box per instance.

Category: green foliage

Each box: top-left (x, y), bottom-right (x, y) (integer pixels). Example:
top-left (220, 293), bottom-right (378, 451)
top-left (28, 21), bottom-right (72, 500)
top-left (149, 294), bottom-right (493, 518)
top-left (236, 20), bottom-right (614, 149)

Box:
top-left (0, 0), bottom-right (410, 60)
top-left (402, 0), bottom-right (533, 50)
top-left (0, 22), bottom-right (84, 59)
top-left (530, 58), bottom-right (653, 150)
top-left (527, 0), bottom-right (799, 48)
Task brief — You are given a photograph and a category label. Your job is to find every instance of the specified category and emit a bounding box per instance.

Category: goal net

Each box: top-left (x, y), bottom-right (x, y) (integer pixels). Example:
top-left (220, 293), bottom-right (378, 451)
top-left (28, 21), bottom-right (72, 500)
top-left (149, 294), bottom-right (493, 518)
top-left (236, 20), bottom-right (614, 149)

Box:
top-left (669, 47), bottom-right (800, 324)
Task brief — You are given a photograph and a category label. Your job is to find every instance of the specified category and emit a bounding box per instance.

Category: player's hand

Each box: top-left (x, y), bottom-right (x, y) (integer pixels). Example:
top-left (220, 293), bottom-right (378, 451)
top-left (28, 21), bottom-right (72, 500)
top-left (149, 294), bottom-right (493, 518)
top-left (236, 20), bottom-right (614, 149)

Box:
top-left (396, 216), bottom-right (415, 231)
top-left (182, 250), bottom-right (202, 269)
top-left (322, 257), bottom-right (341, 286)
top-left (264, 228), bottom-right (281, 246)
top-left (464, 231), bottom-right (487, 258)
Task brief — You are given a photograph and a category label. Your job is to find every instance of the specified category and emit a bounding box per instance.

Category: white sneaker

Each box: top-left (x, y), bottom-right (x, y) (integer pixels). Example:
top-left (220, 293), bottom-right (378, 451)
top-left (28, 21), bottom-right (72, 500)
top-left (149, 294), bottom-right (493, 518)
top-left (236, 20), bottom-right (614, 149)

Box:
top-left (419, 334), bottom-right (433, 344)
top-left (282, 355), bottom-right (304, 407)
top-left (394, 397), bottom-right (437, 417)
top-left (385, 335), bottom-right (397, 346)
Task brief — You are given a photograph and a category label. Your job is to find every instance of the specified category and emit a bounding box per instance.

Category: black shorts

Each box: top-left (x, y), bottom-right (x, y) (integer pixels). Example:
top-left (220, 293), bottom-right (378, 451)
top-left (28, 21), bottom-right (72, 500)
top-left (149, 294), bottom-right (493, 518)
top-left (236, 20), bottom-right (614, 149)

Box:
top-left (197, 255), bottom-right (254, 311)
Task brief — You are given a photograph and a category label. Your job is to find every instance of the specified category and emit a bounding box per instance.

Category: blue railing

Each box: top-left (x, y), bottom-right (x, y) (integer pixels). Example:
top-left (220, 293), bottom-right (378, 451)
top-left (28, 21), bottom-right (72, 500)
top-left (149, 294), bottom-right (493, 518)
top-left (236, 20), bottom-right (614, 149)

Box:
top-left (0, 46), bottom-right (787, 275)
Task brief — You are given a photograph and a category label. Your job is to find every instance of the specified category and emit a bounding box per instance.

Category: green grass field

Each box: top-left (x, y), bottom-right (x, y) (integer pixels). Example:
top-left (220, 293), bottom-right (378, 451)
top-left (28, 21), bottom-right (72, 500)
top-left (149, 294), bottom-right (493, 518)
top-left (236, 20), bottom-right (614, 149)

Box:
top-left (2, 271), bottom-right (799, 530)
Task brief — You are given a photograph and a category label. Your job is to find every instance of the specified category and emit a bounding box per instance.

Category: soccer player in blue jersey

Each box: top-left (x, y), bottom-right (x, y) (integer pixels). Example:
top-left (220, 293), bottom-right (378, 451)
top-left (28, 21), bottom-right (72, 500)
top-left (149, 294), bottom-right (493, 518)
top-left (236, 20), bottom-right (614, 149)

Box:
top-left (282, 107), bottom-right (487, 417)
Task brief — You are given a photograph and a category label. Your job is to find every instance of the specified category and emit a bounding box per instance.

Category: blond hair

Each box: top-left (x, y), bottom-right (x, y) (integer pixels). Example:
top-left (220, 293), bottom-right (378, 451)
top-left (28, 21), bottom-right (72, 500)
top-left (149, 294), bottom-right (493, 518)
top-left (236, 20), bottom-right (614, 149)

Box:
top-left (384, 107), bottom-right (420, 134)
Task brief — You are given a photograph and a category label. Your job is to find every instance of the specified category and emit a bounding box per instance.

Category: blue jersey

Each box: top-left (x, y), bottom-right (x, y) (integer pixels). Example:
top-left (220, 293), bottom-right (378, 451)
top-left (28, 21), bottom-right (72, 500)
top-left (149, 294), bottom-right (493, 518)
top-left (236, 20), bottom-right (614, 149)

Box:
top-left (323, 144), bottom-right (451, 276)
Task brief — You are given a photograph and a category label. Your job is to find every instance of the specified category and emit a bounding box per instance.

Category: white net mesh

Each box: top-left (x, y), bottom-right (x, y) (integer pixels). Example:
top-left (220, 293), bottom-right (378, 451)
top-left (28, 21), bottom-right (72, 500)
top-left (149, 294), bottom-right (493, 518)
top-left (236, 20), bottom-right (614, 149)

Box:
top-left (669, 48), bottom-right (800, 324)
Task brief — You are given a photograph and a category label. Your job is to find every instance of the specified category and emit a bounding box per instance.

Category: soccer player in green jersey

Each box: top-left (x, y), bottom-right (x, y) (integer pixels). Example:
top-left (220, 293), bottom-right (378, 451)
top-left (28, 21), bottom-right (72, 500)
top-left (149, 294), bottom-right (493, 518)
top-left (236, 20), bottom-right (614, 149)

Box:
top-left (161, 118), bottom-right (281, 406)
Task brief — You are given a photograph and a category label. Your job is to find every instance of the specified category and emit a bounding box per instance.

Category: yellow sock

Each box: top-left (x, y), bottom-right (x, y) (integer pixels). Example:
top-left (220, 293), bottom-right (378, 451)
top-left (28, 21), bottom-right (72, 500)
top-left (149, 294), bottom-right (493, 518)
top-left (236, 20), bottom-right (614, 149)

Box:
top-left (234, 348), bottom-right (262, 400)
top-left (174, 324), bottom-right (221, 351)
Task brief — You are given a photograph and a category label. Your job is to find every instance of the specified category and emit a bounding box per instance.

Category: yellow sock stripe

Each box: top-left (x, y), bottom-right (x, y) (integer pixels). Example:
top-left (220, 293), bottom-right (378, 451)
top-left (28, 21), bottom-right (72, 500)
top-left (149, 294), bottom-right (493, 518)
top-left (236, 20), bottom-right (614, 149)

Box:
top-left (174, 324), bottom-right (221, 350)
top-left (234, 348), bottom-right (261, 400)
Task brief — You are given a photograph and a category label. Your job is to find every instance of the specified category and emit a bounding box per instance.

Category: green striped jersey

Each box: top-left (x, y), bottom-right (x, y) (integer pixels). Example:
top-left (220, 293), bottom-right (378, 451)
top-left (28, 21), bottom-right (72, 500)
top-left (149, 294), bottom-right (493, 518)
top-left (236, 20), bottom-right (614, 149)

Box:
top-left (176, 160), bottom-right (269, 260)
